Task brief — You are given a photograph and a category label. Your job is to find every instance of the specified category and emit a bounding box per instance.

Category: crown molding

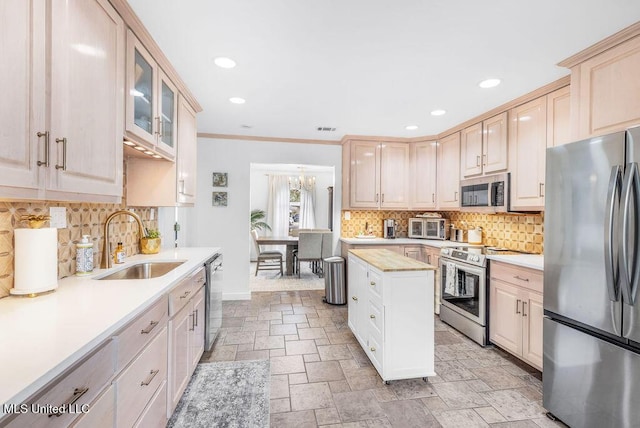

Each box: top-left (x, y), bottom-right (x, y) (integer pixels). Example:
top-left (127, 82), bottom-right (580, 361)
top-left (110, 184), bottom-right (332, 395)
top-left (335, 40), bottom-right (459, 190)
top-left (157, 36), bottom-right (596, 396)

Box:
top-left (197, 133), bottom-right (342, 145)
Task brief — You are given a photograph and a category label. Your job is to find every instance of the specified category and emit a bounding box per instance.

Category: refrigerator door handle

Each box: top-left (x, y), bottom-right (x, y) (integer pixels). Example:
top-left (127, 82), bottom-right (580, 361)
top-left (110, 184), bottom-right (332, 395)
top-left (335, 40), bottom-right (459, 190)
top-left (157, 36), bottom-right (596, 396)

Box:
top-left (620, 162), bottom-right (640, 305)
top-left (605, 165), bottom-right (622, 302)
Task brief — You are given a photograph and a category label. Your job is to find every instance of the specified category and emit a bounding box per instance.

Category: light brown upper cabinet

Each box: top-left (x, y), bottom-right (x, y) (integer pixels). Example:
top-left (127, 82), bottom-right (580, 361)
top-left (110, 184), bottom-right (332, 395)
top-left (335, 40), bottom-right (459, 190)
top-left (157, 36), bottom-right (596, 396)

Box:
top-left (345, 140), bottom-right (410, 209)
top-left (546, 86), bottom-right (571, 147)
top-left (562, 29), bottom-right (640, 140)
top-left (126, 30), bottom-right (178, 160)
top-left (0, 0), bottom-right (124, 202)
top-left (409, 140), bottom-right (437, 210)
top-left (460, 112), bottom-right (508, 179)
top-left (508, 97), bottom-right (547, 210)
top-left (437, 133), bottom-right (460, 209)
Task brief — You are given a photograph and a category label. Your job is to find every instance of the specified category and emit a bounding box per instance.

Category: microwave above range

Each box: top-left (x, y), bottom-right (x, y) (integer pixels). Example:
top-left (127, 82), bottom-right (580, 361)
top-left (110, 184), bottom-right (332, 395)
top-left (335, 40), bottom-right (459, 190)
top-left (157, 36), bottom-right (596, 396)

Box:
top-left (409, 218), bottom-right (450, 240)
top-left (460, 172), bottom-right (510, 213)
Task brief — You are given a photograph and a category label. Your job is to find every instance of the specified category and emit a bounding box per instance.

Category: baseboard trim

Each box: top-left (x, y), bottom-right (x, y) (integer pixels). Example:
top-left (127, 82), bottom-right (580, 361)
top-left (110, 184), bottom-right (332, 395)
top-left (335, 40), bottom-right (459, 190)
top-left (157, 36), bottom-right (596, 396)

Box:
top-left (223, 291), bottom-right (252, 301)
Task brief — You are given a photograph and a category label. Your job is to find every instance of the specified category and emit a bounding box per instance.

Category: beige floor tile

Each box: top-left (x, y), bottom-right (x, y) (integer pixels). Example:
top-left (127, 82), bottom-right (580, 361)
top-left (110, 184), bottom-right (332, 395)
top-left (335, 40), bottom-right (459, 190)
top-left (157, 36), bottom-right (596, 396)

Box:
top-left (271, 398), bottom-right (292, 414)
top-left (283, 314), bottom-right (308, 323)
top-left (474, 406), bottom-right (507, 424)
top-left (306, 361), bottom-right (346, 383)
top-left (318, 344), bottom-right (353, 361)
top-left (290, 382), bottom-right (334, 411)
top-left (333, 390), bottom-right (386, 423)
top-left (271, 323), bottom-right (298, 336)
top-left (254, 335), bottom-right (285, 350)
top-left (289, 372), bottom-right (308, 385)
top-left (286, 339), bottom-right (318, 355)
top-left (304, 354), bottom-right (321, 363)
top-left (432, 408), bottom-right (490, 427)
top-left (432, 381), bottom-right (488, 409)
top-left (271, 409), bottom-right (318, 428)
top-left (271, 355), bottom-right (306, 374)
top-left (271, 374), bottom-right (290, 399)
top-left (315, 407), bottom-right (341, 425)
top-left (223, 331), bottom-right (255, 345)
top-left (235, 350), bottom-right (270, 361)
top-left (483, 389), bottom-right (547, 421)
top-left (298, 327), bottom-right (328, 340)
top-left (379, 399), bottom-right (440, 427)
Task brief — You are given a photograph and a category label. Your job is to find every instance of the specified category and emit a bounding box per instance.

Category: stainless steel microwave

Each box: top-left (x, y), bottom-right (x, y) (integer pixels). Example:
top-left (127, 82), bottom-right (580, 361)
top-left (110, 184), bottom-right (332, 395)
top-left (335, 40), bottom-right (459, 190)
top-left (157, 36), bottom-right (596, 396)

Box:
top-left (409, 218), bottom-right (450, 240)
top-left (459, 173), bottom-right (510, 213)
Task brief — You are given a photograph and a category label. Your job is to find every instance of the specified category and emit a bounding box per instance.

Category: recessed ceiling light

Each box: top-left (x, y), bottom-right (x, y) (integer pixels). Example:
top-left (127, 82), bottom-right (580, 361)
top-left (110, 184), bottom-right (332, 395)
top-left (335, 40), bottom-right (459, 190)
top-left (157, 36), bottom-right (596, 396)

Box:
top-left (123, 140), bottom-right (135, 146)
top-left (214, 57), bottom-right (236, 69)
top-left (479, 78), bottom-right (501, 88)
top-left (405, 125), bottom-right (419, 130)
top-left (431, 109), bottom-right (446, 116)
top-left (229, 97), bottom-right (246, 104)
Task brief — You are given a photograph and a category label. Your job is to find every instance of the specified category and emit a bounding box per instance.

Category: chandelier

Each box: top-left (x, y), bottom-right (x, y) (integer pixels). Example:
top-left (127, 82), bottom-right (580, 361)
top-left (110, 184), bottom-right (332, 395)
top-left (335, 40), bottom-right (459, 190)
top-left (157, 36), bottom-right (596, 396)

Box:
top-left (289, 168), bottom-right (315, 191)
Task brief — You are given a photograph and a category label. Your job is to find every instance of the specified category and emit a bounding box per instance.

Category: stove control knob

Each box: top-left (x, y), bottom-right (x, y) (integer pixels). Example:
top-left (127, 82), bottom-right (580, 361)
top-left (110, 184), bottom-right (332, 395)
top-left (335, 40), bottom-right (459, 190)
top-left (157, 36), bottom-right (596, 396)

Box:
top-left (470, 255), bottom-right (479, 262)
top-left (442, 249), bottom-right (450, 255)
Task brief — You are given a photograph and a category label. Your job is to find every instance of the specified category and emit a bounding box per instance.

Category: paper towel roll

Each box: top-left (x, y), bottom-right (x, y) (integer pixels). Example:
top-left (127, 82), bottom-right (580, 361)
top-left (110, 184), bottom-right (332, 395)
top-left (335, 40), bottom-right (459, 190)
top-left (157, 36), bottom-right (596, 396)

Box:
top-left (12, 228), bottom-right (58, 295)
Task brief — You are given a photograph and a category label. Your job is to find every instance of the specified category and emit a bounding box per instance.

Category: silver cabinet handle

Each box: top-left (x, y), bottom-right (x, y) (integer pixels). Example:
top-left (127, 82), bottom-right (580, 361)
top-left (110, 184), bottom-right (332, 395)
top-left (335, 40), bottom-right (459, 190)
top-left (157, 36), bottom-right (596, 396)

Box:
top-left (454, 191), bottom-right (458, 201)
top-left (189, 312), bottom-right (196, 331)
top-left (483, 154), bottom-right (487, 166)
top-left (141, 369), bottom-right (159, 386)
top-left (140, 320), bottom-right (159, 335)
top-left (37, 131), bottom-right (49, 167)
top-left (513, 275), bottom-right (529, 282)
top-left (539, 183), bottom-right (545, 197)
top-left (155, 116), bottom-right (161, 136)
top-left (179, 290), bottom-right (191, 299)
top-left (352, 296), bottom-right (358, 301)
top-left (370, 347), bottom-right (376, 352)
top-left (370, 314), bottom-right (376, 319)
top-left (179, 179), bottom-right (186, 194)
top-left (381, 193), bottom-right (385, 203)
top-left (375, 193), bottom-right (379, 203)
top-left (55, 137), bottom-right (67, 170)
top-left (522, 301), bottom-right (528, 317)
top-left (370, 281), bottom-right (376, 286)
top-left (515, 299), bottom-right (521, 314)
top-left (193, 309), bottom-right (199, 327)
top-left (48, 387), bottom-right (88, 417)
top-left (432, 193), bottom-right (435, 203)
top-left (476, 155), bottom-right (481, 167)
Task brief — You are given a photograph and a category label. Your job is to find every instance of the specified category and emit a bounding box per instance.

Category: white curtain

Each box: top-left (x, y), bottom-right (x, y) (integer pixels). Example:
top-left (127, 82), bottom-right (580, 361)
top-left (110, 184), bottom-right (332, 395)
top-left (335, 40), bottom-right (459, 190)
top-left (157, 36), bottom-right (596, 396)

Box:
top-left (266, 175), bottom-right (290, 241)
top-left (299, 185), bottom-right (316, 229)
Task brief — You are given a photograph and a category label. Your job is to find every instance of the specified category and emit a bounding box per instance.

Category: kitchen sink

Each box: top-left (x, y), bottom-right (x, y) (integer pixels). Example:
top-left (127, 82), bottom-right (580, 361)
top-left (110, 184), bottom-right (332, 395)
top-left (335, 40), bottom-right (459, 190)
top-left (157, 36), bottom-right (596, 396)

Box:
top-left (96, 261), bottom-right (185, 280)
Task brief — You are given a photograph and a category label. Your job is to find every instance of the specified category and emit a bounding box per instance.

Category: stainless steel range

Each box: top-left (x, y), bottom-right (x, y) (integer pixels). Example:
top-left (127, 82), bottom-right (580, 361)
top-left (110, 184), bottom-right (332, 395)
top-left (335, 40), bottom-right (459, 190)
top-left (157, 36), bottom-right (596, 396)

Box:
top-left (439, 246), bottom-right (520, 346)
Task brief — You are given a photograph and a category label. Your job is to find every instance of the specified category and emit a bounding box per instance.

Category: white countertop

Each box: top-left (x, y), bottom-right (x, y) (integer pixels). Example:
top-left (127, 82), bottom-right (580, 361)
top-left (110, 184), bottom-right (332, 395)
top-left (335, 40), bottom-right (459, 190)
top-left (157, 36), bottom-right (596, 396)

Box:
top-left (487, 254), bottom-right (544, 271)
top-left (0, 247), bottom-right (220, 415)
top-left (340, 237), bottom-right (468, 248)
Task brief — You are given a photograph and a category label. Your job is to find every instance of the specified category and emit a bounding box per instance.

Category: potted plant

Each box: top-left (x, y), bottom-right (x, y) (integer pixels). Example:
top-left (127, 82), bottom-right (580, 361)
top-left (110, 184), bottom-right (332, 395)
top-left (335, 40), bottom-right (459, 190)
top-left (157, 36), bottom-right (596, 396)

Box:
top-left (141, 228), bottom-right (161, 254)
top-left (250, 209), bottom-right (271, 232)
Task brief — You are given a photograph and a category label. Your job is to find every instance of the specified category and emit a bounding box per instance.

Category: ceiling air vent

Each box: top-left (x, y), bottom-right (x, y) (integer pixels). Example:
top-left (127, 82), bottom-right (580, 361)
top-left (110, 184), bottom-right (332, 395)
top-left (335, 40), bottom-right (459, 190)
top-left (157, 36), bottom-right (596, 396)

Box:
top-left (317, 127), bottom-right (336, 132)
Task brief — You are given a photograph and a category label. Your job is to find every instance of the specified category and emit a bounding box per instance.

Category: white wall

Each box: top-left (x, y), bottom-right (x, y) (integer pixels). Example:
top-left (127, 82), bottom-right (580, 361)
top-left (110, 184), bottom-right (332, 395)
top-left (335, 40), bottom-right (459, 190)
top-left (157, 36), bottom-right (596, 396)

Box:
top-left (186, 138), bottom-right (342, 300)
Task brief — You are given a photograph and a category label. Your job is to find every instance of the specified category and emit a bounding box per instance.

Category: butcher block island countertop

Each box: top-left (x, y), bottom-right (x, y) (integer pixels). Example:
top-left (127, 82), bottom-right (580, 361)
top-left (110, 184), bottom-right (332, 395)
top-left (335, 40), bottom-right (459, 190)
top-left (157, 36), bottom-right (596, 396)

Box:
top-left (348, 249), bottom-right (437, 272)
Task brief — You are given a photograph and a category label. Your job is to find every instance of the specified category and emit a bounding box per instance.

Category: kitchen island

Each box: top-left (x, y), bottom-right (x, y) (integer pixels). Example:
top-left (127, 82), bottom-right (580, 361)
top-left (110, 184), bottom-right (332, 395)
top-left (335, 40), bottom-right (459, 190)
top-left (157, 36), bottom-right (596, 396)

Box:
top-left (0, 247), bottom-right (219, 426)
top-left (347, 249), bottom-right (436, 383)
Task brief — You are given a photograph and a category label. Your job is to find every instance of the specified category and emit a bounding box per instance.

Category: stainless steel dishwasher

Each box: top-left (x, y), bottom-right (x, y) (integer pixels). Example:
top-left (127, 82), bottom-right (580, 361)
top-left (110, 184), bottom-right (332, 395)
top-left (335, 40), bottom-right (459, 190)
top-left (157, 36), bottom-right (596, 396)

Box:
top-left (204, 253), bottom-right (223, 351)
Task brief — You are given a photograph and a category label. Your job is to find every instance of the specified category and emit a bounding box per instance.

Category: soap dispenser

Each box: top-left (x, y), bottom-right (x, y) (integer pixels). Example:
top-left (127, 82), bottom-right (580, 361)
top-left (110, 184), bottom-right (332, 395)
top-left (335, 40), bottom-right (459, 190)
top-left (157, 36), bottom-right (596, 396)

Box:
top-left (76, 235), bottom-right (94, 275)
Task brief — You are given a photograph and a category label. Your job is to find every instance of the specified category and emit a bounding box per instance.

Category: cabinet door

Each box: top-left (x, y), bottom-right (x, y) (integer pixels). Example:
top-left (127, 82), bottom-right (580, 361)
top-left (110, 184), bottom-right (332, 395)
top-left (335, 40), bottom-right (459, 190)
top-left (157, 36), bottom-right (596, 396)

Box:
top-left (0, 0), bottom-right (44, 195)
top-left (574, 35), bottom-right (640, 139)
top-left (49, 0), bottom-right (124, 197)
top-left (437, 133), bottom-right (461, 209)
top-left (380, 142), bottom-right (409, 208)
top-left (168, 303), bottom-right (192, 415)
top-left (403, 247), bottom-right (421, 261)
top-left (347, 256), bottom-right (366, 342)
top-left (190, 288), bottom-right (205, 372)
top-left (483, 112), bottom-right (508, 174)
top-left (177, 96), bottom-right (197, 205)
top-left (350, 141), bottom-right (380, 208)
top-left (126, 30), bottom-right (157, 148)
top-left (410, 141), bottom-right (437, 209)
top-left (489, 279), bottom-right (522, 356)
top-left (522, 291), bottom-right (543, 370)
top-left (461, 123), bottom-right (483, 178)
top-left (547, 86), bottom-right (571, 147)
top-left (156, 69), bottom-right (177, 159)
top-left (509, 97), bottom-right (547, 210)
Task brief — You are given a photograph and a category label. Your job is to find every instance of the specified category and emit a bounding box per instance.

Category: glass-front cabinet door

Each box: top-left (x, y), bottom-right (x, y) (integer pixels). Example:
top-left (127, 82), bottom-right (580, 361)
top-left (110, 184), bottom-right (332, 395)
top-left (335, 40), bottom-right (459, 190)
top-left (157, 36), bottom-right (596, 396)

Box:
top-left (133, 48), bottom-right (153, 135)
top-left (157, 70), bottom-right (177, 158)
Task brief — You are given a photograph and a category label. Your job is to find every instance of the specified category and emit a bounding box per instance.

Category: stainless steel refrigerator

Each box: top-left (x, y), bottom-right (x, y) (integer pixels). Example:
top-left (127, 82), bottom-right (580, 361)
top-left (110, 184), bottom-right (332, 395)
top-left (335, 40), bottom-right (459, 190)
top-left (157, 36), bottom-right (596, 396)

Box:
top-left (544, 126), bottom-right (640, 427)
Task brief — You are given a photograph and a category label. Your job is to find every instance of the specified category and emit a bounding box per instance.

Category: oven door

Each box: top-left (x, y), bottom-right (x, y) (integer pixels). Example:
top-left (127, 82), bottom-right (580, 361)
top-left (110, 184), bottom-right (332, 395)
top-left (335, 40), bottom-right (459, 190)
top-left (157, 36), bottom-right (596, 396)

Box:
top-left (439, 259), bottom-right (486, 326)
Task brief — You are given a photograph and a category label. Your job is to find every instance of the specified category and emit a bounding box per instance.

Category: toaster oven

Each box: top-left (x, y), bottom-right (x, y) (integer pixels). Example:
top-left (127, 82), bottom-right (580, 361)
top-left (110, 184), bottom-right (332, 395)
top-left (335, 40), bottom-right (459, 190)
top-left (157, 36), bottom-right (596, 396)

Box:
top-left (408, 218), bottom-right (450, 240)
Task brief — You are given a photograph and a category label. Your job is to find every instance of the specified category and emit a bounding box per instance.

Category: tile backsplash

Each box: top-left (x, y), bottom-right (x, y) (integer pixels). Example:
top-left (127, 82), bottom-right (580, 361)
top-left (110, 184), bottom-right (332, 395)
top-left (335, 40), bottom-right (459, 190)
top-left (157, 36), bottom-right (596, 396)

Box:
top-left (340, 210), bottom-right (544, 254)
top-left (0, 201), bottom-right (158, 298)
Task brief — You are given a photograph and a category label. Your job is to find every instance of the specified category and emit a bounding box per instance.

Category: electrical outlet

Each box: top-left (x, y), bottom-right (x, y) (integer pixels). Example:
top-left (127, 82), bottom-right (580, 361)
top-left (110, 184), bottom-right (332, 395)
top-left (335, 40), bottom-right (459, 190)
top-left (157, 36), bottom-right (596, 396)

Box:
top-left (150, 208), bottom-right (155, 220)
top-left (344, 211), bottom-right (351, 220)
top-left (49, 207), bottom-right (67, 228)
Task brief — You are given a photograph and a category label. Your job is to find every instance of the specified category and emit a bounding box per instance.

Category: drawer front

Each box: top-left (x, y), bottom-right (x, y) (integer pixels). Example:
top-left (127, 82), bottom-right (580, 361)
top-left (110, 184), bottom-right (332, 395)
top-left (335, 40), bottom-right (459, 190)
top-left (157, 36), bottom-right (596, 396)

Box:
top-left (191, 266), bottom-right (206, 289)
top-left (70, 384), bottom-right (114, 428)
top-left (6, 340), bottom-right (115, 428)
top-left (169, 276), bottom-right (195, 317)
top-left (133, 380), bottom-right (167, 428)
top-left (490, 261), bottom-right (543, 293)
top-left (116, 326), bottom-right (168, 428)
top-left (368, 268), bottom-right (383, 302)
top-left (366, 334), bottom-right (383, 373)
top-left (367, 299), bottom-right (384, 338)
top-left (116, 295), bottom-right (168, 371)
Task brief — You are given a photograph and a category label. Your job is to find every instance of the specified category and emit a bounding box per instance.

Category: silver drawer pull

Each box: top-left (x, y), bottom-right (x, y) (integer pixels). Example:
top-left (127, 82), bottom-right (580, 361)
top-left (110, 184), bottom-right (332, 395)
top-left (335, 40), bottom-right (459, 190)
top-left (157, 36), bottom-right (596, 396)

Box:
top-left (352, 296), bottom-right (358, 301)
top-left (370, 314), bottom-right (376, 319)
top-left (190, 312), bottom-right (196, 331)
top-left (48, 387), bottom-right (88, 417)
top-left (522, 301), bottom-right (528, 317)
top-left (141, 369), bottom-right (160, 386)
top-left (513, 275), bottom-right (530, 282)
top-left (193, 309), bottom-right (199, 327)
top-left (370, 281), bottom-right (376, 286)
top-left (370, 347), bottom-right (376, 352)
top-left (179, 290), bottom-right (191, 299)
top-left (140, 320), bottom-right (159, 335)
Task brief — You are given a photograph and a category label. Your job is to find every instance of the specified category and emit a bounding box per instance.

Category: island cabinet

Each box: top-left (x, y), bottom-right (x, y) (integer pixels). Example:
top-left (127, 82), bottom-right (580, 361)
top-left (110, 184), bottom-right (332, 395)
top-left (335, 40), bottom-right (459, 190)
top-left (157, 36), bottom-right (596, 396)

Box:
top-left (0, 0), bottom-right (124, 202)
top-left (489, 261), bottom-right (543, 370)
top-left (347, 249), bottom-right (435, 382)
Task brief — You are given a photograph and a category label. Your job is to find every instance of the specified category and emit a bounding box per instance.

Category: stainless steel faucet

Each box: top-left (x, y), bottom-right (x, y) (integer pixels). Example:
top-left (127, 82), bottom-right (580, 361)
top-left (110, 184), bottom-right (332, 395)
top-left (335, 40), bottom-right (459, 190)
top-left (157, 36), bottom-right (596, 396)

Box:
top-left (101, 210), bottom-right (147, 269)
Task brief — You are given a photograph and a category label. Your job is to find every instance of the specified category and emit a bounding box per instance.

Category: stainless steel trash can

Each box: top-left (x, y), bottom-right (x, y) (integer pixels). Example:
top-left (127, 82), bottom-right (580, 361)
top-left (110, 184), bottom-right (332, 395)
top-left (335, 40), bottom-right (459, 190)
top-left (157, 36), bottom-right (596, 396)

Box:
top-left (323, 256), bottom-right (346, 305)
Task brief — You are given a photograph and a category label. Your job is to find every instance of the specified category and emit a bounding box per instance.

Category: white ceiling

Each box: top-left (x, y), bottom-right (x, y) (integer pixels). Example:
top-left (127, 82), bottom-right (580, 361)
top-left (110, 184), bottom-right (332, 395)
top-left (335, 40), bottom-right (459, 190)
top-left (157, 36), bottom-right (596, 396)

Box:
top-left (127, 0), bottom-right (640, 141)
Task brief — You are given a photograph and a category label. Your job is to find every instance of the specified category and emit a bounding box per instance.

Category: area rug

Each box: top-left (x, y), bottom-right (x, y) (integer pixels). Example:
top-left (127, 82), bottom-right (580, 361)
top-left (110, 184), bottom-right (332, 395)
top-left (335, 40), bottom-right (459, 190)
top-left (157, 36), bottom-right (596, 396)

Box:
top-left (167, 359), bottom-right (270, 428)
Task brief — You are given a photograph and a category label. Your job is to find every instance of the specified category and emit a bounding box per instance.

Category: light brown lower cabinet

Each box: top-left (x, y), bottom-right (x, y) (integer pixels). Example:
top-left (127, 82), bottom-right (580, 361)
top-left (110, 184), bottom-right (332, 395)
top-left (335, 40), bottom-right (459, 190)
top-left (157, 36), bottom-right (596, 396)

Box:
top-left (489, 261), bottom-right (543, 370)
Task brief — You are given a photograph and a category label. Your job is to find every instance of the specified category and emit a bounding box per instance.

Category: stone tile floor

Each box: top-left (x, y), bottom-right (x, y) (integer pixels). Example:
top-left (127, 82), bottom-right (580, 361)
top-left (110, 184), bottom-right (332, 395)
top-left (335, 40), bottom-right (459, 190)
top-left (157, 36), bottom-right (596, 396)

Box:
top-left (201, 290), bottom-right (566, 428)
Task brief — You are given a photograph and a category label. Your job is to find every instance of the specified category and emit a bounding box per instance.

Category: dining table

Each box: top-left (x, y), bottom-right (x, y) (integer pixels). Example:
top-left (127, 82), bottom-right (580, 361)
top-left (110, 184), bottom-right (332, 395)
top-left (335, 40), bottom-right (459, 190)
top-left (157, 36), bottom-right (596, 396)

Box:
top-left (255, 236), bottom-right (299, 275)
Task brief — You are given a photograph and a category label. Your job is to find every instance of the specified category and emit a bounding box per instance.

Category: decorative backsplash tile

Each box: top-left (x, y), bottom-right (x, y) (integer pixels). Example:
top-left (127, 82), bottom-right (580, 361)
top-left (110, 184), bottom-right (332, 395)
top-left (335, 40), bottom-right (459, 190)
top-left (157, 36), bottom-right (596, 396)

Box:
top-left (340, 210), bottom-right (544, 254)
top-left (0, 202), bottom-right (157, 299)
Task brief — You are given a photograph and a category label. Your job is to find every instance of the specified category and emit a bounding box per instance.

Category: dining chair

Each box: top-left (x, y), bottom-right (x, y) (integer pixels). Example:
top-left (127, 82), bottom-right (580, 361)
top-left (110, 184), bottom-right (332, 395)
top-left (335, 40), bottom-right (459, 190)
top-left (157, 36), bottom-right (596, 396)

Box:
top-left (251, 230), bottom-right (283, 276)
top-left (295, 231), bottom-right (323, 278)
